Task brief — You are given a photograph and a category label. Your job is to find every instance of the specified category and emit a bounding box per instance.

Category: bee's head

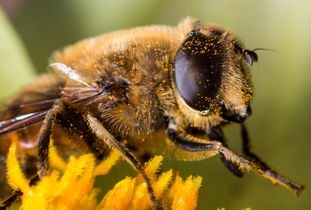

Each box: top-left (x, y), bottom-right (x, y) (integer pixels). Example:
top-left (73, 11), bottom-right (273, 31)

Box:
top-left (173, 26), bottom-right (256, 123)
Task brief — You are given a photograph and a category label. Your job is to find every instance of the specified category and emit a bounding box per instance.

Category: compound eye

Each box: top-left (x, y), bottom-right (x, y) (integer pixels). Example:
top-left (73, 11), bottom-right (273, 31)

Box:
top-left (243, 50), bottom-right (258, 65)
top-left (173, 31), bottom-right (224, 111)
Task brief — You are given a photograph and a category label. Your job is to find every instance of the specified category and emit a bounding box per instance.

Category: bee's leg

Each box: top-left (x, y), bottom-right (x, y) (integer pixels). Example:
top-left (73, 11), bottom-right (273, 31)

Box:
top-left (240, 123), bottom-right (304, 195)
top-left (0, 191), bottom-right (22, 209)
top-left (0, 172), bottom-right (40, 209)
top-left (55, 105), bottom-right (110, 160)
top-left (121, 142), bottom-right (153, 163)
top-left (166, 124), bottom-right (304, 195)
top-left (0, 103), bottom-right (63, 209)
top-left (139, 153), bottom-right (153, 163)
top-left (85, 114), bottom-right (161, 210)
top-left (38, 102), bottom-right (64, 177)
top-left (240, 123), bottom-right (270, 169)
top-left (206, 126), bottom-right (244, 177)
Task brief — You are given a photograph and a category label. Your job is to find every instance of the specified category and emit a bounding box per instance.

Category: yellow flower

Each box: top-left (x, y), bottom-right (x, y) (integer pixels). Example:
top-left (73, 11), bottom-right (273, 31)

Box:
top-left (7, 142), bottom-right (202, 210)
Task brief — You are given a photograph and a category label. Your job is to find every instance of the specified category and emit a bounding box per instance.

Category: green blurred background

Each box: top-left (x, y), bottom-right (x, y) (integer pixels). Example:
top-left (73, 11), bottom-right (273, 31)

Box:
top-left (0, 0), bottom-right (310, 209)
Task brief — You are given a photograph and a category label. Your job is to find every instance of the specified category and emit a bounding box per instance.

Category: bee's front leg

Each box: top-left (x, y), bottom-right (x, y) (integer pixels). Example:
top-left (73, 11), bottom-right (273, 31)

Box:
top-left (206, 126), bottom-right (244, 177)
top-left (166, 121), bottom-right (304, 195)
top-left (240, 123), bottom-right (304, 195)
top-left (240, 123), bottom-right (270, 169)
top-left (0, 191), bottom-right (22, 210)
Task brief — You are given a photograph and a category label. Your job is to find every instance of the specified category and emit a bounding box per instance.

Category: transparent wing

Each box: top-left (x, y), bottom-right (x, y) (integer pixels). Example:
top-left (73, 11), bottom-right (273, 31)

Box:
top-left (0, 110), bottom-right (48, 136)
top-left (0, 87), bottom-right (104, 136)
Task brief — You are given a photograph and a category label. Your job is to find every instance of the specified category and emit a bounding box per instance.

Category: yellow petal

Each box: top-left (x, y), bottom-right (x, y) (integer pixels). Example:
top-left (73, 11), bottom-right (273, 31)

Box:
top-left (20, 155), bottom-right (99, 210)
top-left (130, 156), bottom-right (166, 209)
top-left (171, 176), bottom-right (202, 210)
top-left (153, 169), bottom-right (173, 199)
top-left (58, 154), bottom-right (93, 194)
top-left (164, 175), bottom-right (183, 206)
top-left (70, 155), bottom-right (96, 202)
top-left (137, 155), bottom-right (163, 183)
top-left (98, 177), bottom-right (135, 210)
top-left (6, 142), bottom-right (30, 192)
top-left (49, 139), bottom-right (67, 171)
top-left (95, 150), bottom-right (121, 176)
top-left (130, 181), bottom-right (151, 210)
top-left (8, 151), bottom-right (203, 210)
top-left (21, 171), bottom-right (60, 210)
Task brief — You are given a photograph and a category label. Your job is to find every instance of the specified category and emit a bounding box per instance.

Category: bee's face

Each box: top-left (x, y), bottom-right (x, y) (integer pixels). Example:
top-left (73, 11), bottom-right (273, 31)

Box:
top-left (173, 27), bottom-right (257, 123)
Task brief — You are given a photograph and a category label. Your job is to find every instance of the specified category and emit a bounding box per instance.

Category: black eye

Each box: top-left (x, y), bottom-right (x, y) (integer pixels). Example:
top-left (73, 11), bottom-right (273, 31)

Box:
top-left (243, 50), bottom-right (258, 65)
top-left (173, 31), bottom-right (224, 111)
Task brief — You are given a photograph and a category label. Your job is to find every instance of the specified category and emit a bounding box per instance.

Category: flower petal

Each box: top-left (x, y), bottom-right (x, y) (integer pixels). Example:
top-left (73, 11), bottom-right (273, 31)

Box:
top-left (171, 176), bottom-right (202, 210)
top-left (6, 142), bottom-right (30, 192)
top-left (94, 150), bottom-right (120, 176)
top-left (98, 177), bottom-right (135, 210)
top-left (49, 139), bottom-right (67, 171)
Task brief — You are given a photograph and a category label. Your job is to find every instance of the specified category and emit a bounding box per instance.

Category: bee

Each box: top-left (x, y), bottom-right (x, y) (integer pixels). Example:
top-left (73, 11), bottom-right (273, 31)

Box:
top-left (0, 17), bottom-right (304, 208)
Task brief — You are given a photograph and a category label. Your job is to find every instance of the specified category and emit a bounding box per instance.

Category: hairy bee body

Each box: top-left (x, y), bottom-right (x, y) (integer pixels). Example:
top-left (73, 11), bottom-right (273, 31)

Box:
top-left (0, 17), bottom-right (303, 203)
top-left (0, 18), bottom-right (193, 198)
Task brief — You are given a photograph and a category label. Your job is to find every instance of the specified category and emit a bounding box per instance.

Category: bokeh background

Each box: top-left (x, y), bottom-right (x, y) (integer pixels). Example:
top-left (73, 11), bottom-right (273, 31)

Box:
top-left (0, 0), bottom-right (310, 209)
